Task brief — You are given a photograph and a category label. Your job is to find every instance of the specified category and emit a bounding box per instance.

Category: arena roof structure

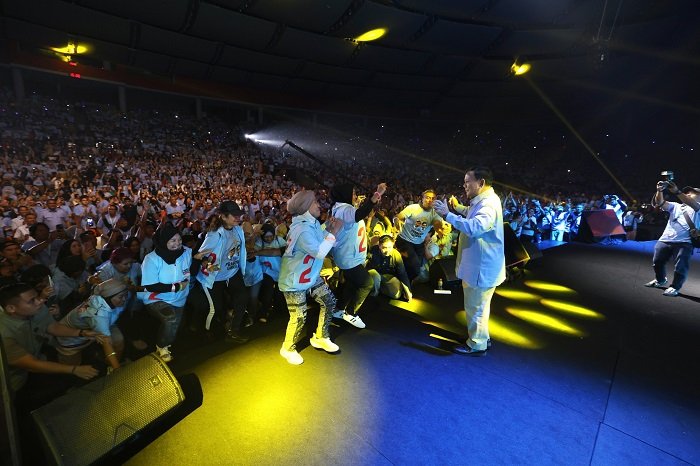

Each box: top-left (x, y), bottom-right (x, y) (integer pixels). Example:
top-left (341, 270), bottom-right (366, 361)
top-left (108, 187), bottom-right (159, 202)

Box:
top-left (1, 0), bottom-right (699, 120)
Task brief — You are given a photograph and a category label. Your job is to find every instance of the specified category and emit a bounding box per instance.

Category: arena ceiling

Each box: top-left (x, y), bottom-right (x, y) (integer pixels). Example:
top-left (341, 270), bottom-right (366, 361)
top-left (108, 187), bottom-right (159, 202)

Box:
top-left (1, 0), bottom-right (699, 120)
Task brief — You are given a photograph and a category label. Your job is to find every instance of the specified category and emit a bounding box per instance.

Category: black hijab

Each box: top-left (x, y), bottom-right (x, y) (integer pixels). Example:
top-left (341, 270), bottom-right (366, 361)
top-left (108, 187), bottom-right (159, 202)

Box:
top-left (330, 183), bottom-right (354, 206)
top-left (154, 224), bottom-right (184, 265)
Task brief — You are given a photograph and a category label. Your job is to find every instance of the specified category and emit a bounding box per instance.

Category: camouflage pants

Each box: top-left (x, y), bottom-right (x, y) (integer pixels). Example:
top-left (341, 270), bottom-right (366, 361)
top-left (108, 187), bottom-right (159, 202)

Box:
top-left (282, 279), bottom-right (337, 351)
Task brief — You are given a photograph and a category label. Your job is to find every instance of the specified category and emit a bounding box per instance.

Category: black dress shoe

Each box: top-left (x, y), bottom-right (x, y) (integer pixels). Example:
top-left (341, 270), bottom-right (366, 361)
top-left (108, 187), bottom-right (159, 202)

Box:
top-left (453, 344), bottom-right (487, 356)
top-left (226, 331), bottom-right (250, 344)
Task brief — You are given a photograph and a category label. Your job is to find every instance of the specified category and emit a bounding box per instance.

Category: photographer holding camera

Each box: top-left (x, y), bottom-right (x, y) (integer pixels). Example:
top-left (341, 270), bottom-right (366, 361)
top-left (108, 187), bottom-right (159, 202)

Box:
top-left (644, 172), bottom-right (700, 297)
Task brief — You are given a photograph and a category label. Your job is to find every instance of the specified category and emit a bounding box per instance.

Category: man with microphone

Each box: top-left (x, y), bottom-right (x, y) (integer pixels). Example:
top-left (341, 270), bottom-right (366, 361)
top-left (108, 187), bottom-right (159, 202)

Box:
top-left (645, 176), bottom-right (700, 297)
top-left (433, 166), bottom-right (505, 356)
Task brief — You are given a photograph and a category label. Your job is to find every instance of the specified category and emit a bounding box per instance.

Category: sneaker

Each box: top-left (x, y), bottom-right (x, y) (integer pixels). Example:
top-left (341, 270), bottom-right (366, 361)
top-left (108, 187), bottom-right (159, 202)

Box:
top-left (309, 335), bottom-right (340, 353)
top-left (663, 287), bottom-right (680, 297)
top-left (644, 279), bottom-right (667, 288)
top-left (332, 308), bottom-right (346, 319)
top-left (280, 346), bottom-right (303, 365)
top-left (453, 344), bottom-right (486, 357)
top-left (156, 345), bottom-right (173, 363)
top-left (342, 313), bottom-right (366, 329)
top-left (226, 331), bottom-right (250, 344)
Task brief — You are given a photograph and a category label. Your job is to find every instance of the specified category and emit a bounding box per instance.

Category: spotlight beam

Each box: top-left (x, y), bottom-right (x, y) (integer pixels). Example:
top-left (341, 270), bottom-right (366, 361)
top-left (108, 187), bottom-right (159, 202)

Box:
top-left (283, 140), bottom-right (369, 191)
top-left (524, 77), bottom-right (634, 201)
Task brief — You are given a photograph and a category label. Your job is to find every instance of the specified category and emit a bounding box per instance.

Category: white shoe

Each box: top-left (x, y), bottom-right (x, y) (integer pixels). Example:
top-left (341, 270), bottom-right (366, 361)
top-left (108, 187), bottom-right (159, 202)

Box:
top-left (332, 308), bottom-right (346, 319)
top-left (280, 346), bottom-right (304, 365)
top-left (309, 335), bottom-right (340, 353)
top-left (156, 345), bottom-right (173, 363)
top-left (342, 313), bottom-right (366, 329)
top-left (644, 279), bottom-right (667, 288)
top-left (663, 287), bottom-right (680, 297)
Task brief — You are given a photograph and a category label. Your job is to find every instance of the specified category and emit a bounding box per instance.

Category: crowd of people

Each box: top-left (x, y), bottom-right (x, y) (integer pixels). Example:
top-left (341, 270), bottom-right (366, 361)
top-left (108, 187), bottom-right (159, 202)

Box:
top-left (1, 86), bottom-right (691, 462)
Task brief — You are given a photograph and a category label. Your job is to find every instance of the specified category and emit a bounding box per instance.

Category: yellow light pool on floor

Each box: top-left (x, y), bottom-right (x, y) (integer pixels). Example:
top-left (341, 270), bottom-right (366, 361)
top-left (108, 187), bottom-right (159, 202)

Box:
top-left (505, 307), bottom-right (586, 337)
top-left (524, 280), bottom-right (576, 294)
top-left (389, 297), bottom-right (436, 316)
top-left (455, 311), bottom-right (544, 349)
top-left (495, 289), bottom-right (542, 301)
top-left (540, 299), bottom-right (605, 320)
top-left (355, 28), bottom-right (386, 42)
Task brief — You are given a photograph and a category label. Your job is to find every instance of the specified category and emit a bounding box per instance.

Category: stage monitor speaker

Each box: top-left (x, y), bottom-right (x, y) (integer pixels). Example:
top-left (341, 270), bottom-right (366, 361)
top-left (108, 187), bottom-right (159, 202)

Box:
top-left (32, 354), bottom-right (202, 466)
top-left (429, 257), bottom-right (460, 288)
top-left (504, 223), bottom-right (530, 268)
top-left (577, 210), bottom-right (626, 242)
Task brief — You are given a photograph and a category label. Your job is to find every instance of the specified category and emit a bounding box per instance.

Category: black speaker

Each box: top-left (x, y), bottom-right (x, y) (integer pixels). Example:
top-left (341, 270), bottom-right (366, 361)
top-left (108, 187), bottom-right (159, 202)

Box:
top-left (32, 354), bottom-right (202, 466)
top-left (576, 210), bottom-right (626, 243)
top-left (429, 257), bottom-right (460, 288)
top-left (504, 223), bottom-right (530, 268)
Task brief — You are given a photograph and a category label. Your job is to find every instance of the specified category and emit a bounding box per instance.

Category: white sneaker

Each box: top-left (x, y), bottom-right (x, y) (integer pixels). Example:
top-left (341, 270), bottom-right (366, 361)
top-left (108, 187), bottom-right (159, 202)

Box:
top-left (280, 346), bottom-right (304, 365)
top-left (663, 287), bottom-right (680, 297)
top-left (342, 313), bottom-right (366, 329)
top-left (309, 335), bottom-right (340, 353)
top-left (644, 279), bottom-right (667, 288)
top-left (156, 345), bottom-right (173, 363)
top-left (332, 308), bottom-right (346, 319)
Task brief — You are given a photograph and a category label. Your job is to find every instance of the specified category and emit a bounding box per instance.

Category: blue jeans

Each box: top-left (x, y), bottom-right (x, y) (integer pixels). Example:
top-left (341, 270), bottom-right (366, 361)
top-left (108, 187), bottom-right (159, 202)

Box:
top-left (146, 301), bottom-right (184, 347)
top-left (653, 241), bottom-right (693, 290)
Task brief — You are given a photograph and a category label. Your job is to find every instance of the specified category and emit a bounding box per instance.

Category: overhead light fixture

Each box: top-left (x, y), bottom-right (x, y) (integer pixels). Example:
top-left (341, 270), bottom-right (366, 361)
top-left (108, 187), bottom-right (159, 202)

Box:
top-left (50, 42), bottom-right (88, 55)
top-left (510, 60), bottom-right (531, 76)
top-left (354, 28), bottom-right (386, 42)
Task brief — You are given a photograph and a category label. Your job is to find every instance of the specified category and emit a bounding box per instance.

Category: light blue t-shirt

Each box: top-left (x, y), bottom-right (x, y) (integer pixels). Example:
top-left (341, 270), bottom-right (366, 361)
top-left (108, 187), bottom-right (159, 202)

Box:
top-left (398, 203), bottom-right (441, 244)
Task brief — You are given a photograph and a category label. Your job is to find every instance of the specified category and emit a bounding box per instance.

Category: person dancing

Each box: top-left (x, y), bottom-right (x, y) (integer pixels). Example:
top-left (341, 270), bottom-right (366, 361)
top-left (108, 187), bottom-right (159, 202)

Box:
top-left (329, 182), bottom-right (387, 328)
top-left (278, 191), bottom-right (342, 365)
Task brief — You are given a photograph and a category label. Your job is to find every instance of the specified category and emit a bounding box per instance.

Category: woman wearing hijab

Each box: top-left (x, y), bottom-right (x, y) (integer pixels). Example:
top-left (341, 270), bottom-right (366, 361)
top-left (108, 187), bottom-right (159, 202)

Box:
top-left (329, 182), bottom-right (387, 329)
top-left (278, 190), bottom-right (342, 365)
top-left (188, 200), bottom-right (249, 343)
top-left (139, 224), bottom-right (192, 362)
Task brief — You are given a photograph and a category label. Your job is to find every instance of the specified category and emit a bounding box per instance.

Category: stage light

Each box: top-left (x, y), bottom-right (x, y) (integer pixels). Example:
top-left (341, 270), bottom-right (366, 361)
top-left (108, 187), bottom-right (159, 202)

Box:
top-left (50, 42), bottom-right (88, 55)
top-left (523, 281), bottom-right (576, 294)
top-left (505, 307), bottom-right (586, 337)
top-left (540, 299), bottom-right (605, 320)
top-left (355, 28), bottom-right (386, 42)
top-left (495, 289), bottom-right (542, 301)
top-left (510, 61), bottom-right (531, 76)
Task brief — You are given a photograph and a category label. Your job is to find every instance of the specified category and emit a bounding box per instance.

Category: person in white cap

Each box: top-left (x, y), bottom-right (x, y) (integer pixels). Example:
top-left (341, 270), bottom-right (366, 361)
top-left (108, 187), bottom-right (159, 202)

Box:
top-left (278, 190), bottom-right (342, 365)
top-left (645, 181), bottom-right (700, 297)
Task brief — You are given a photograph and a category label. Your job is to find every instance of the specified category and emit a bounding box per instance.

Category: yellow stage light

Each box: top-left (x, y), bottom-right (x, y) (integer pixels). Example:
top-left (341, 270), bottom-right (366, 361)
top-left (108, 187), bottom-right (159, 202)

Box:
top-left (511, 62), bottom-right (531, 76)
top-left (50, 42), bottom-right (89, 55)
top-left (540, 299), bottom-right (605, 320)
top-left (355, 28), bottom-right (386, 42)
top-left (505, 307), bottom-right (586, 337)
top-left (495, 289), bottom-right (542, 301)
top-left (524, 280), bottom-right (576, 294)
top-left (455, 311), bottom-right (544, 349)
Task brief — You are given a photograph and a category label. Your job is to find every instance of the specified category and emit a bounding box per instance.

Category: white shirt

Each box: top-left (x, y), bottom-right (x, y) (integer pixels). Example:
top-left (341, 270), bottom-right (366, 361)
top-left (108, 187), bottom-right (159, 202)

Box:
top-left (445, 187), bottom-right (506, 288)
top-left (659, 202), bottom-right (700, 243)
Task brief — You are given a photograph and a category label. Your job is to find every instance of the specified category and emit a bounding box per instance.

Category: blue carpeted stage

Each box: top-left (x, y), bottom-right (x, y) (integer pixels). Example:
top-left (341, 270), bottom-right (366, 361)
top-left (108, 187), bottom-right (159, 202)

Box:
top-left (126, 241), bottom-right (700, 465)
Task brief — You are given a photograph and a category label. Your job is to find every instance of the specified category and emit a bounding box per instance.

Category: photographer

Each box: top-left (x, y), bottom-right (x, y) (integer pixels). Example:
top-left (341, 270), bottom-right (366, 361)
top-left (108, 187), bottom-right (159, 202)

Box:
top-left (644, 179), bottom-right (700, 297)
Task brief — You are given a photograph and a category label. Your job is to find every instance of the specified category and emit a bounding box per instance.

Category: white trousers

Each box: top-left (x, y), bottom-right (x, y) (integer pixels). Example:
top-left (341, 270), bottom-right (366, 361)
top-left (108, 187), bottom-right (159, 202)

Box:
top-left (462, 282), bottom-right (496, 351)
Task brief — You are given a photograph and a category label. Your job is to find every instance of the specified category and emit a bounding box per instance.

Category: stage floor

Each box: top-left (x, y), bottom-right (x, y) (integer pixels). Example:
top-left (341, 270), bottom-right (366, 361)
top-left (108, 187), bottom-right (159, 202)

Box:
top-left (127, 241), bottom-right (700, 465)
